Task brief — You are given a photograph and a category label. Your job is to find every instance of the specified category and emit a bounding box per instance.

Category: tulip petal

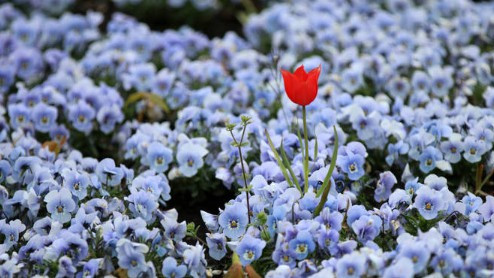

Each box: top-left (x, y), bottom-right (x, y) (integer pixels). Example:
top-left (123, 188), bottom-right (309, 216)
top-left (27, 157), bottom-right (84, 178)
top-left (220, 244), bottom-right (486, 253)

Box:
top-left (294, 65), bottom-right (308, 81)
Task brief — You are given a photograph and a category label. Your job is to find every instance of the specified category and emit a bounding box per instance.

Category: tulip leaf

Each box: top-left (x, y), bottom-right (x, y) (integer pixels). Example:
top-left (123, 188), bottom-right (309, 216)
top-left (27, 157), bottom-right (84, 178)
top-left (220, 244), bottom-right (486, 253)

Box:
top-left (314, 126), bottom-right (339, 216)
top-left (265, 129), bottom-right (294, 188)
top-left (280, 139), bottom-right (302, 193)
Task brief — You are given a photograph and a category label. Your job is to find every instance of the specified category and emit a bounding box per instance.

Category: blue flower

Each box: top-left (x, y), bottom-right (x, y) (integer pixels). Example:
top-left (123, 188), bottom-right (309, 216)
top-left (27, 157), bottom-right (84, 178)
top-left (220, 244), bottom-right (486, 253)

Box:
top-left (397, 241), bottom-right (430, 273)
top-left (127, 190), bottom-right (158, 223)
top-left (0, 160), bottom-right (11, 183)
top-left (31, 103), bottom-right (57, 132)
top-left (317, 228), bottom-right (339, 252)
top-left (62, 169), bottom-right (90, 200)
top-left (430, 248), bottom-right (463, 275)
top-left (162, 257), bottom-right (187, 278)
top-left (347, 205), bottom-right (369, 227)
top-left (218, 202), bottom-right (248, 240)
top-left (96, 104), bottom-right (124, 134)
top-left (236, 235), bottom-right (266, 266)
top-left (418, 146), bottom-right (442, 173)
top-left (374, 171), bottom-right (397, 202)
top-left (68, 101), bottom-right (95, 133)
top-left (116, 239), bottom-right (148, 278)
top-left (288, 230), bottom-right (316, 260)
top-left (386, 141), bottom-right (409, 166)
top-left (183, 243), bottom-right (207, 276)
top-left (96, 158), bottom-right (124, 186)
top-left (462, 136), bottom-right (486, 163)
top-left (336, 253), bottom-right (366, 278)
top-left (411, 71), bottom-right (430, 95)
top-left (337, 152), bottom-right (365, 181)
top-left (0, 219), bottom-right (26, 249)
top-left (176, 142), bottom-right (208, 177)
top-left (461, 192), bottom-right (482, 215)
top-left (424, 174), bottom-right (447, 191)
top-left (82, 259), bottom-right (102, 278)
top-left (429, 66), bottom-right (453, 97)
top-left (315, 207), bottom-right (343, 231)
top-left (382, 257), bottom-right (414, 278)
top-left (351, 214), bottom-right (382, 242)
top-left (146, 142), bottom-right (173, 173)
top-left (44, 187), bottom-right (76, 223)
top-left (206, 233), bottom-right (227, 260)
top-left (272, 243), bottom-right (296, 268)
top-left (161, 217), bottom-right (186, 241)
top-left (45, 231), bottom-right (89, 263)
top-left (440, 136), bottom-right (463, 163)
top-left (478, 195), bottom-right (494, 222)
top-left (414, 186), bottom-right (443, 220)
top-left (8, 103), bottom-right (30, 129)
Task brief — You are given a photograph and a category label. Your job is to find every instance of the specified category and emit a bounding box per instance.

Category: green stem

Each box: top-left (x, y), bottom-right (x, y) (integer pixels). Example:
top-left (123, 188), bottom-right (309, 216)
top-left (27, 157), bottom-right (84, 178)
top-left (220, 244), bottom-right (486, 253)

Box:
top-left (230, 127), bottom-right (251, 224)
top-left (302, 106), bottom-right (309, 193)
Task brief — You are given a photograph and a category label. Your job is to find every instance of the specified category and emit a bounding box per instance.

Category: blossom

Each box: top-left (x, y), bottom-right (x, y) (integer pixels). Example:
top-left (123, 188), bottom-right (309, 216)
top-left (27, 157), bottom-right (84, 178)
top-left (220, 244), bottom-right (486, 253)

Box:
top-left (281, 65), bottom-right (321, 106)
top-left (288, 230), bottom-right (316, 260)
top-left (146, 142), bottom-right (173, 173)
top-left (236, 235), bottom-right (266, 266)
top-left (176, 142), bottom-right (208, 177)
top-left (44, 187), bottom-right (76, 224)
top-left (218, 202), bottom-right (248, 240)
top-left (414, 186), bottom-right (443, 220)
top-left (162, 257), bottom-right (187, 278)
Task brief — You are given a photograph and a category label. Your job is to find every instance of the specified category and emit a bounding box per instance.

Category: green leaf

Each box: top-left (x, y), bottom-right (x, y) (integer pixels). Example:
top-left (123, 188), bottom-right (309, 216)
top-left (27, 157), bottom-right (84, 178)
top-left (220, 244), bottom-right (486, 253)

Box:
top-left (265, 129), bottom-right (294, 188)
top-left (146, 92), bottom-right (170, 113)
top-left (317, 126), bottom-right (339, 198)
top-left (314, 126), bottom-right (339, 216)
top-left (314, 133), bottom-right (318, 162)
top-left (125, 92), bottom-right (170, 113)
top-left (280, 139), bottom-right (302, 193)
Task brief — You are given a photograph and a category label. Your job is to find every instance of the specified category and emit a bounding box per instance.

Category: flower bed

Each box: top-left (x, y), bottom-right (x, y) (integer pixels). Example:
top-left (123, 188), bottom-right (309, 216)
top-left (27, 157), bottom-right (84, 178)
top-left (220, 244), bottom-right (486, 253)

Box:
top-left (1, 0), bottom-right (494, 277)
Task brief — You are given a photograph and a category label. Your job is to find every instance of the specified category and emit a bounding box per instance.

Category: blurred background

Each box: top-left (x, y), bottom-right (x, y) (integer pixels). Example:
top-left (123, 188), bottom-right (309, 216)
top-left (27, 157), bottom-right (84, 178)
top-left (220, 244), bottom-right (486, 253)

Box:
top-left (8, 0), bottom-right (278, 38)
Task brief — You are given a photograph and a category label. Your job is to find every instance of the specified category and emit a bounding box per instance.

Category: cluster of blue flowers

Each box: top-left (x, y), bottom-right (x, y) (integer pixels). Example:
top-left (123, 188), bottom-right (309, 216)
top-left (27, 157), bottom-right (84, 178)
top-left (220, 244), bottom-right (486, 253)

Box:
top-left (1, 0), bottom-right (494, 277)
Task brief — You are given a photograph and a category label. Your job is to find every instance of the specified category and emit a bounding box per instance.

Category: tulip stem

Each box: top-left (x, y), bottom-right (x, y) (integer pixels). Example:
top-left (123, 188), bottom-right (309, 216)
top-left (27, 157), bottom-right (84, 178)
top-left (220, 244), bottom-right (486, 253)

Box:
top-left (302, 106), bottom-right (309, 193)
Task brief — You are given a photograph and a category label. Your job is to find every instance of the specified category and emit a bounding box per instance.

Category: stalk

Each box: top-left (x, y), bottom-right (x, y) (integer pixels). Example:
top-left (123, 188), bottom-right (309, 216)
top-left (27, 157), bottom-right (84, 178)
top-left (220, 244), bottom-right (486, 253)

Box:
top-left (302, 106), bottom-right (310, 193)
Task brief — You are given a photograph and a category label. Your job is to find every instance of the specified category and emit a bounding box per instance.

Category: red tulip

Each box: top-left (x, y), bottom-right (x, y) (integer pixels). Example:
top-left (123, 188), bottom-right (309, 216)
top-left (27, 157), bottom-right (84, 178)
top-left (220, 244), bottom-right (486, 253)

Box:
top-left (281, 65), bottom-right (321, 106)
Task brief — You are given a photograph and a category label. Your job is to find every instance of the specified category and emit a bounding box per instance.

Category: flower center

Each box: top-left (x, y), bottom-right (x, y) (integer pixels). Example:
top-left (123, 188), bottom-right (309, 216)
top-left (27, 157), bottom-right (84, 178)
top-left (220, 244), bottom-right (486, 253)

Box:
top-left (349, 163), bottom-right (357, 173)
top-left (412, 256), bottom-right (418, 263)
top-left (450, 147), bottom-right (456, 153)
top-left (187, 158), bottom-right (194, 167)
top-left (57, 205), bottom-right (64, 213)
top-left (439, 259), bottom-right (445, 268)
top-left (156, 156), bottom-right (164, 165)
top-left (469, 148), bottom-right (476, 155)
top-left (296, 243), bottom-right (307, 253)
top-left (425, 159), bottom-right (432, 166)
top-left (41, 116), bottom-right (48, 124)
top-left (245, 250), bottom-right (254, 260)
top-left (230, 220), bottom-right (238, 229)
top-left (425, 202), bottom-right (432, 210)
top-left (78, 115), bottom-right (85, 123)
top-left (347, 267), bottom-right (354, 275)
top-left (74, 182), bottom-right (80, 190)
